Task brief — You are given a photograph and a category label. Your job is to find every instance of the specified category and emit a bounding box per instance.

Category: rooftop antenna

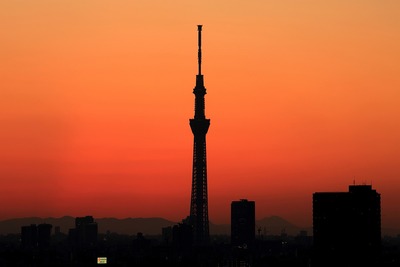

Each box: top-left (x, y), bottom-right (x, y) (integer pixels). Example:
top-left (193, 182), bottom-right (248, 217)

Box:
top-left (197, 25), bottom-right (202, 75)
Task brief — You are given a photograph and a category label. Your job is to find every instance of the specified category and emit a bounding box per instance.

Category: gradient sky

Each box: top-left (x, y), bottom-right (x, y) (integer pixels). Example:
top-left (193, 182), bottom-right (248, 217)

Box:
top-left (1, 0), bottom-right (400, 229)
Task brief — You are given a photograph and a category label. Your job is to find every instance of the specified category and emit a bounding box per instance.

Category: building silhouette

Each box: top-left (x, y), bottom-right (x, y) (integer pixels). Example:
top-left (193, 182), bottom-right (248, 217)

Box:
top-left (313, 185), bottom-right (381, 267)
top-left (21, 224), bottom-right (38, 249)
top-left (189, 25), bottom-right (210, 244)
top-left (172, 222), bottom-right (193, 250)
top-left (231, 199), bottom-right (255, 248)
top-left (37, 223), bottom-right (52, 248)
top-left (54, 226), bottom-right (61, 235)
top-left (68, 216), bottom-right (98, 247)
top-left (21, 223), bottom-right (52, 249)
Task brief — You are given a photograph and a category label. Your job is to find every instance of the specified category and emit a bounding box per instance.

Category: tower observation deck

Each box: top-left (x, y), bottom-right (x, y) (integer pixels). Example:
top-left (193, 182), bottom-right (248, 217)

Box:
top-left (189, 25), bottom-right (210, 244)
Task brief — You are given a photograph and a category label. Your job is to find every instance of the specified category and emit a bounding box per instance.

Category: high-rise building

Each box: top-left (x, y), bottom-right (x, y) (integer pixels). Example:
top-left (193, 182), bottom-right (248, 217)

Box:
top-left (21, 224), bottom-right (38, 248)
top-left (231, 199), bottom-right (255, 247)
top-left (189, 25), bottom-right (210, 244)
top-left (313, 185), bottom-right (381, 267)
top-left (37, 223), bottom-right (52, 248)
top-left (69, 216), bottom-right (98, 247)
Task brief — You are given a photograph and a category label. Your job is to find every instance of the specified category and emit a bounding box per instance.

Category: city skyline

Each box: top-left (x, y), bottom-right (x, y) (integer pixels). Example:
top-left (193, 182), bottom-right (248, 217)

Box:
top-left (1, 1), bottom-right (400, 230)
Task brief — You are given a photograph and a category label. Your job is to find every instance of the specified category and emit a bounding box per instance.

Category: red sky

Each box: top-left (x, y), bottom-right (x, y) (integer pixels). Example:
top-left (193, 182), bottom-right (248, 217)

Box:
top-left (1, 0), bottom-right (400, 229)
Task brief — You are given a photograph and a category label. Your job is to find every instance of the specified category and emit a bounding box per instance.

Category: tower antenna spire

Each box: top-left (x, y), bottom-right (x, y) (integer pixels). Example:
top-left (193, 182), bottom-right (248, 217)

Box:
top-left (197, 25), bottom-right (202, 75)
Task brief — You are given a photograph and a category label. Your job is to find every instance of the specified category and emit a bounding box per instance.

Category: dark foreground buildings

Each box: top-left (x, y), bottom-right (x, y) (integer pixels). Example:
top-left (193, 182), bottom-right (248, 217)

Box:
top-left (313, 184), bottom-right (381, 267)
top-left (231, 199), bottom-right (255, 248)
top-left (68, 216), bottom-right (98, 247)
top-left (21, 223), bottom-right (52, 249)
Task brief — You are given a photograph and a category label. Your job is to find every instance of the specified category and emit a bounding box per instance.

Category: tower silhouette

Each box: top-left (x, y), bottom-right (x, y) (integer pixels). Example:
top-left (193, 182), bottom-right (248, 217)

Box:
top-left (189, 25), bottom-right (210, 244)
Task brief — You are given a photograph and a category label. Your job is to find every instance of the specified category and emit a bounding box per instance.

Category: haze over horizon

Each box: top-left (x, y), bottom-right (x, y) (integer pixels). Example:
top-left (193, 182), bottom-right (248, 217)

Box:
top-left (1, 1), bottom-right (399, 229)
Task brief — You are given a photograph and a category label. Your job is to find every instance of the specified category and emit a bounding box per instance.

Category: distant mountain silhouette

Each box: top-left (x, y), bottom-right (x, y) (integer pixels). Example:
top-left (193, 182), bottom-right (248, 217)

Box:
top-left (0, 216), bottom-right (176, 235)
top-left (209, 216), bottom-right (306, 236)
top-left (0, 216), bottom-right (75, 235)
top-left (97, 217), bottom-right (176, 235)
top-left (256, 216), bottom-right (310, 236)
top-left (209, 216), bottom-right (310, 236)
top-left (209, 221), bottom-right (230, 235)
top-left (1, 216), bottom-right (398, 236)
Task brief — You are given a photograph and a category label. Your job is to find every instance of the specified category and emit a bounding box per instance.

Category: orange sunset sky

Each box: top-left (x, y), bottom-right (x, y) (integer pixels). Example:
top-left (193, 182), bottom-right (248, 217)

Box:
top-left (1, 1), bottom-right (400, 229)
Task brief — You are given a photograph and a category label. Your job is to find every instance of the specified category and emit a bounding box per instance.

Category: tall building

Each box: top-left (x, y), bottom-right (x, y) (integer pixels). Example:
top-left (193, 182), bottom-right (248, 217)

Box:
top-left (69, 216), bottom-right (98, 247)
top-left (231, 199), bottom-right (255, 248)
top-left (37, 223), bottom-right (52, 248)
top-left (21, 224), bottom-right (38, 248)
top-left (313, 185), bottom-right (381, 267)
top-left (189, 25), bottom-right (210, 244)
